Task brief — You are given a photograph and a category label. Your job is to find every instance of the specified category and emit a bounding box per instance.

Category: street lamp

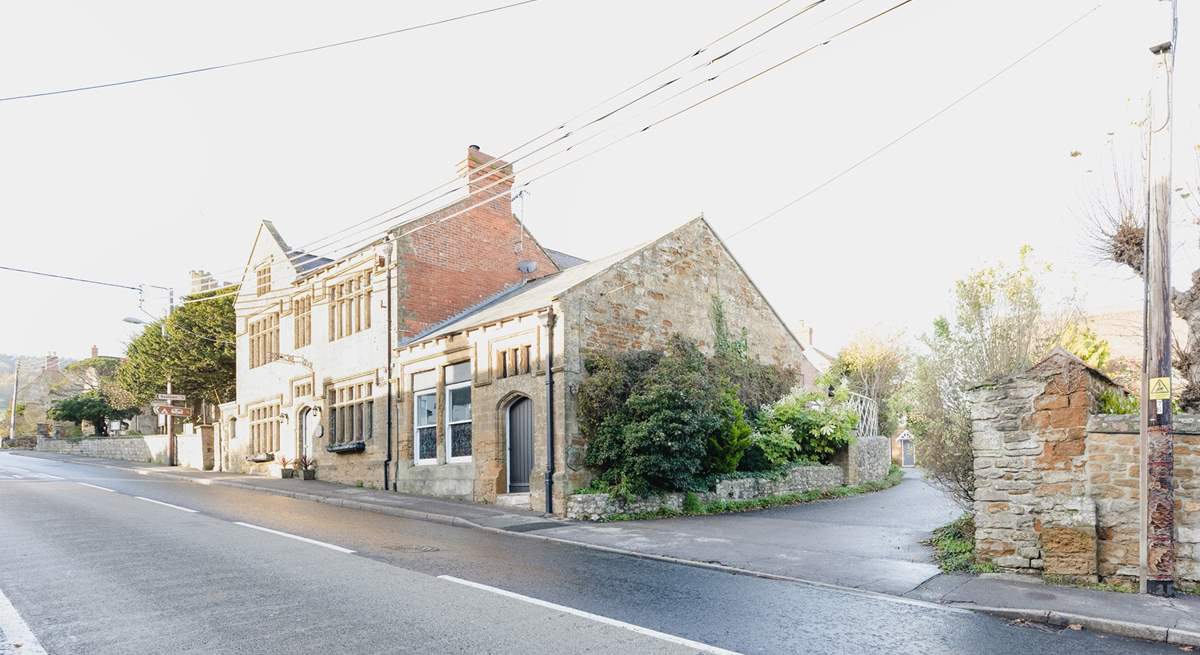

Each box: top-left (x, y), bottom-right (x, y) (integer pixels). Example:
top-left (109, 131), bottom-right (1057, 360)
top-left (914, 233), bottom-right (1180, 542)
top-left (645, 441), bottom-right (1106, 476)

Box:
top-left (122, 285), bottom-right (177, 464)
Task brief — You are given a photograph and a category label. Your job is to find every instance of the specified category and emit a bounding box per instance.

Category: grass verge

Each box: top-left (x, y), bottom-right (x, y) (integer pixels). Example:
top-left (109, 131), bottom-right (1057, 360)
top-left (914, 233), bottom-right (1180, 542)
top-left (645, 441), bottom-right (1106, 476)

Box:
top-left (601, 464), bottom-right (904, 522)
top-left (926, 514), bottom-right (997, 574)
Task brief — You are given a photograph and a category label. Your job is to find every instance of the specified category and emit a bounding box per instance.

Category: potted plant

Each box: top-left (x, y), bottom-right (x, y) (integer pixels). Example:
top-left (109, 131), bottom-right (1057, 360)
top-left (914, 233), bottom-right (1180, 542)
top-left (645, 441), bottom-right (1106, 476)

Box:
top-left (296, 454), bottom-right (316, 480)
top-left (277, 455), bottom-right (295, 479)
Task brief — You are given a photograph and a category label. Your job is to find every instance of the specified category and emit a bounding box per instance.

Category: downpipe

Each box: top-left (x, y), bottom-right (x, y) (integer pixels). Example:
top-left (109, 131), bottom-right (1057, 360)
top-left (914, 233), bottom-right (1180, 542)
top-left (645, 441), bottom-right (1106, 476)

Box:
top-left (544, 309), bottom-right (556, 515)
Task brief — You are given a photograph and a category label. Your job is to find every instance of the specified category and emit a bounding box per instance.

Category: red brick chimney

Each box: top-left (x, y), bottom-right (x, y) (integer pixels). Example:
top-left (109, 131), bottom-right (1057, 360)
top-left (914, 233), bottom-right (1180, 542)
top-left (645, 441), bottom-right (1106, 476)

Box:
top-left (458, 145), bottom-right (513, 205)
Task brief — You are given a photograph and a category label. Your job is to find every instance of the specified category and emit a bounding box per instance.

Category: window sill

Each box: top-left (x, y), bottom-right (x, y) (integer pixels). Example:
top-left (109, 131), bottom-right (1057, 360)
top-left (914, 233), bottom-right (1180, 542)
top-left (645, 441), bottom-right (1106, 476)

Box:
top-left (447, 457), bottom-right (473, 465)
top-left (414, 459), bottom-right (438, 466)
top-left (245, 453), bottom-right (274, 463)
top-left (326, 441), bottom-right (366, 454)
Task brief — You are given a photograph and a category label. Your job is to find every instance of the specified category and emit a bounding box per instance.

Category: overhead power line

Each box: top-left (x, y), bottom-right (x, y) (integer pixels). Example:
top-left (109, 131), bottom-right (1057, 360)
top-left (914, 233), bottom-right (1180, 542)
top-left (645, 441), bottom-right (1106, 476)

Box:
top-left (599, 3), bottom-right (1106, 298)
top-left (290, 0), bottom-right (911, 265)
top-left (190, 0), bottom-right (919, 312)
top-left (0, 0), bottom-right (543, 103)
top-left (271, 0), bottom-right (836, 265)
top-left (203, 0), bottom-right (824, 281)
top-left (0, 265), bottom-right (142, 291)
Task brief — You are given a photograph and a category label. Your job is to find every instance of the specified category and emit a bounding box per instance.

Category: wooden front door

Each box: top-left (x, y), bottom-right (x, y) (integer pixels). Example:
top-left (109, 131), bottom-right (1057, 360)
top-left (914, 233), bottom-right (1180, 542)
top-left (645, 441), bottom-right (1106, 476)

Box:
top-left (507, 398), bottom-right (534, 493)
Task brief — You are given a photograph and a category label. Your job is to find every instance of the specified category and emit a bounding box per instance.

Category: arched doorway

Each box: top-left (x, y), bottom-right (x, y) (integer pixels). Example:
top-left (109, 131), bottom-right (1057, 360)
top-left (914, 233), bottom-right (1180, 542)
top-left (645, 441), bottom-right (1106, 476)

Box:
top-left (898, 430), bottom-right (915, 467)
top-left (506, 397), bottom-right (534, 493)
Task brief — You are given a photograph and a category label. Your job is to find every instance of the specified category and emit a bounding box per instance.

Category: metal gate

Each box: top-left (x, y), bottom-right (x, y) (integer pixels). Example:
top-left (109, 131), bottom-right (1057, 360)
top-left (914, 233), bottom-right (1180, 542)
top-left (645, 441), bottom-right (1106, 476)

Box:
top-left (507, 398), bottom-right (534, 493)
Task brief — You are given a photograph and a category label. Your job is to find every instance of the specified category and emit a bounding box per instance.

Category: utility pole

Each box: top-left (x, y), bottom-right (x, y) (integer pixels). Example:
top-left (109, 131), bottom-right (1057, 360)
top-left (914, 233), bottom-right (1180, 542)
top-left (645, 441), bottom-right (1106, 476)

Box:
top-left (5, 362), bottom-right (19, 446)
top-left (1142, 0), bottom-right (1177, 596)
top-left (165, 288), bottom-right (176, 466)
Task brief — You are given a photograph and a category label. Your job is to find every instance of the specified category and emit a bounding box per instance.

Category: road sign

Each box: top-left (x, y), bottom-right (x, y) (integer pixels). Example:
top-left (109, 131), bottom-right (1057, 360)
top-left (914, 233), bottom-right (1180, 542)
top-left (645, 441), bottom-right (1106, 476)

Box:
top-left (156, 393), bottom-right (187, 401)
top-left (1150, 377), bottom-right (1172, 400)
top-left (154, 406), bottom-right (192, 417)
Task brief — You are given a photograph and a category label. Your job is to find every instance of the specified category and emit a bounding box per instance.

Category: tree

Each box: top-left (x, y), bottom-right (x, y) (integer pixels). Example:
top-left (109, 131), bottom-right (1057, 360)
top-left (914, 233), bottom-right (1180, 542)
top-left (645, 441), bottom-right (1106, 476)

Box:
top-left (48, 391), bottom-right (137, 436)
top-left (908, 247), bottom-right (1077, 506)
top-left (1090, 152), bottom-right (1200, 409)
top-left (826, 331), bottom-right (908, 435)
top-left (116, 287), bottom-right (236, 413)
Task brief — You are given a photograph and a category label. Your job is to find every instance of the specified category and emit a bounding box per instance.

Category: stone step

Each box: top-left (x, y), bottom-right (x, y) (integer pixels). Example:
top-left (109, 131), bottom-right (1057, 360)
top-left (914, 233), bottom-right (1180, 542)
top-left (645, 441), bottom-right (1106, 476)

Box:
top-left (495, 492), bottom-right (530, 508)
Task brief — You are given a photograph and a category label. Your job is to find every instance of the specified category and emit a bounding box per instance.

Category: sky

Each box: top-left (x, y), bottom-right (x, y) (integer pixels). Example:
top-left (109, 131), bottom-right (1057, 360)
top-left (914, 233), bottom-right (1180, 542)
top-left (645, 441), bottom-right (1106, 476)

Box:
top-left (0, 0), bottom-right (1196, 360)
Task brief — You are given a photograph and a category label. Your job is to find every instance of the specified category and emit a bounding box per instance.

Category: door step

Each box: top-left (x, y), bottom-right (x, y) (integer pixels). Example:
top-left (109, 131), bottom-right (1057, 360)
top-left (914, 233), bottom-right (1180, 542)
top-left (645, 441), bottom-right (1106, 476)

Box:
top-left (495, 492), bottom-right (530, 509)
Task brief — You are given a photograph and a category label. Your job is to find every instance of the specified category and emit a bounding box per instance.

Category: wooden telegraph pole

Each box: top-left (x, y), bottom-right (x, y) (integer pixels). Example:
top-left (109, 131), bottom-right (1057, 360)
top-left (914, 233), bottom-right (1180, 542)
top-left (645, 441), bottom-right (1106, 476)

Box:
top-left (6, 362), bottom-right (18, 446)
top-left (1143, 14), bottom-right (1176, 595)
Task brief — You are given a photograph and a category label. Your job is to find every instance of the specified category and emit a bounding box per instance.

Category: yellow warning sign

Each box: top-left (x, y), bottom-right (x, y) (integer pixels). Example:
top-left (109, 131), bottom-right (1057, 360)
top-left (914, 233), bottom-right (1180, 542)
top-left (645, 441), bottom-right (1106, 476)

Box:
top-left (1150, 377), bottom-right (1172, 400)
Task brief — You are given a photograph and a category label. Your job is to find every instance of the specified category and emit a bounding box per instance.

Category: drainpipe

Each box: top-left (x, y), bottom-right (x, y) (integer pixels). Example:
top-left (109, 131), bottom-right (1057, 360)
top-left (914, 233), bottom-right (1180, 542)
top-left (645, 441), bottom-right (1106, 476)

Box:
top-left (383, 237), bottom-right (395, 492)
top-left (544, 309), bottom-right (556, 514)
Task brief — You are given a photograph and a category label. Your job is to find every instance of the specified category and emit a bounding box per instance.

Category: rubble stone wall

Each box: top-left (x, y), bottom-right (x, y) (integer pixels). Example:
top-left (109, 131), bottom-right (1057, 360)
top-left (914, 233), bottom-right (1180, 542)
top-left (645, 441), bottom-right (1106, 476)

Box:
top-left (970, 348), bottom-right (1200, 583)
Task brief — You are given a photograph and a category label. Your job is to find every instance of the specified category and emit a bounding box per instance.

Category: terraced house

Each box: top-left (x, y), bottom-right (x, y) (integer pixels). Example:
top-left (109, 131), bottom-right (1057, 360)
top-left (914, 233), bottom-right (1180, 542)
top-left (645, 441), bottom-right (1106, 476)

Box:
top-left (223, 146), bottom-right (819, 515)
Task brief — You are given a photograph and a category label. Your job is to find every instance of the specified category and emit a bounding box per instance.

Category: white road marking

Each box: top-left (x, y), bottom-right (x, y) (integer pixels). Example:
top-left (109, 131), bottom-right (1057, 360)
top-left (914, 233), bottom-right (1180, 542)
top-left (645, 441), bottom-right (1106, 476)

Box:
top-left (0, 586), bottom-right (48, 655)
top-left (77, 482), bottom-right (116, 493)
top-left (233, 522), bottom-right (355, 554)
top-left (134, 496), bottom-right (199, 513)
top-left (438, 575), bottom-right (743, 655)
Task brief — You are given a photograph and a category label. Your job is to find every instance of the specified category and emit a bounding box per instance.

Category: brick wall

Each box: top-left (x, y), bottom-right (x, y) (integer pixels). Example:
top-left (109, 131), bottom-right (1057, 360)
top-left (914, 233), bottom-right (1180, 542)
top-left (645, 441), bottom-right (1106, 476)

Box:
top-left (394, 147), bottom-right (558, 339)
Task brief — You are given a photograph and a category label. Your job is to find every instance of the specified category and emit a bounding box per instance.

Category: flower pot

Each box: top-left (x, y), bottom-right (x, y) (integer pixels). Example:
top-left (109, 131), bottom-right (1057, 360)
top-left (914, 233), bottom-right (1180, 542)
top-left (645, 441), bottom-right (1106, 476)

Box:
top-left (299, 469), bottom-right (316, 480)
top-left (279, 468), bottom-right (295, 479)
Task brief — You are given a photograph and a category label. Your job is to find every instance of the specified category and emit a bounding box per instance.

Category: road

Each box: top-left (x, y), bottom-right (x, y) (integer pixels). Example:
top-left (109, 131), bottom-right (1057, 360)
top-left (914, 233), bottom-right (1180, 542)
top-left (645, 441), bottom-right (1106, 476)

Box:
top-left (0, 452), bottom-right (1178, 654)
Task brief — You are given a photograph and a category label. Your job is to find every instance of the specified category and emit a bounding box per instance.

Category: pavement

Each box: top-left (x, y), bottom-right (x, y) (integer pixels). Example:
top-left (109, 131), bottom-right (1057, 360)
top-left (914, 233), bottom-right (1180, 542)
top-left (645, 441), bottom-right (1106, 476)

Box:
top-left (4, 450), bottom-right (1200, 652)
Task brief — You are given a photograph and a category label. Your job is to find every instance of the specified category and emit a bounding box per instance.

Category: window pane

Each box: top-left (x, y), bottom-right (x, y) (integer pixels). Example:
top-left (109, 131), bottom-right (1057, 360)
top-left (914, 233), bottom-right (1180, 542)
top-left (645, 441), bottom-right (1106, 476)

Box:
top-left (418, 426), bottom-right (437, 460)
top-left (449, 386), bottom-right (471, 423)
top-left (446, 362), bottom-right (471, 384)
top-left (415, 393), bottom-right (436, 427)
top-left (450, 422), bottom-right (472, 459)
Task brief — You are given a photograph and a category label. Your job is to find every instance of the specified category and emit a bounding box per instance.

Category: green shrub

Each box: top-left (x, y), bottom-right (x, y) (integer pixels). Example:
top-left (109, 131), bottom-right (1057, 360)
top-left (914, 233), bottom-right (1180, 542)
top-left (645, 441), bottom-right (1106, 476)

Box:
top-left (580, 337), bottom-right (725, 495)
top-left (739, 427), bottom-right (801, 471)
top-left (755, 389), bottom-right (859, 464)
top-left (682, 491), bottom-right (701, 513)
top-left (1098, 388), bottom-right (1139, 415)
top-left (703, 389), bottom-right (752, 476)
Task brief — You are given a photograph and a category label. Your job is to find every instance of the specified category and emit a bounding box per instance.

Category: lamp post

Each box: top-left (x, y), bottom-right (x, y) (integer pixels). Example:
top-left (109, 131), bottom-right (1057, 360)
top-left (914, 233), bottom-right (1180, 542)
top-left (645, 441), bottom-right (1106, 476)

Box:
top-left (124, 285), bottom-right (176, 465)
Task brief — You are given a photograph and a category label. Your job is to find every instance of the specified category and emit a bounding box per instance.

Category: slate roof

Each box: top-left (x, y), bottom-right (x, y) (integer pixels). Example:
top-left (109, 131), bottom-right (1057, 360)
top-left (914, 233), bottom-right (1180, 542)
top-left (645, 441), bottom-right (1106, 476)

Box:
top-left (544, 248), bottom-right (587, 270)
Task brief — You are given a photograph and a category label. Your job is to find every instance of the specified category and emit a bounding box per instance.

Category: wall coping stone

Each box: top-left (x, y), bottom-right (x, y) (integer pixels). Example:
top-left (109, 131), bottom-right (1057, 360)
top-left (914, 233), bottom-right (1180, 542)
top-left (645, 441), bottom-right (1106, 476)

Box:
top-left (1088, 413), bottom-right (1200, 435)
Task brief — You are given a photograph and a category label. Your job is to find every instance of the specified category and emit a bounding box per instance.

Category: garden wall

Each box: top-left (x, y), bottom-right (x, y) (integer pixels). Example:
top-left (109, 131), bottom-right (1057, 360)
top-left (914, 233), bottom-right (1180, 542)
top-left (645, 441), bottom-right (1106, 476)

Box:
top-left (567, 463), bottom-right (844, 521)
top-left (36, 435), bottom-right (215, 471)
top-left (969, 347), bottom-right (1200, 583)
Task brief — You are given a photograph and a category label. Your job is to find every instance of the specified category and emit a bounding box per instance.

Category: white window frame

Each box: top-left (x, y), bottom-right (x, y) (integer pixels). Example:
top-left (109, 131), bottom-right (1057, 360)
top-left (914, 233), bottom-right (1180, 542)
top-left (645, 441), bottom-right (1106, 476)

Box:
top-left (445, 380), bottom-right (472, 463)
top-left (414, 389), bottom-right (438, 465)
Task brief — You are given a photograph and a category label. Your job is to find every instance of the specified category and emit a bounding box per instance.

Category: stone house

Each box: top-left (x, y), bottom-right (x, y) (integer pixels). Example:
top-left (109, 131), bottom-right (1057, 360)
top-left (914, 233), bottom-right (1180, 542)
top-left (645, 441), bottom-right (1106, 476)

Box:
top-left (224, 146), bottom-right (819, 515)
top-left (969, 347), bottom-right (1200, 584)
